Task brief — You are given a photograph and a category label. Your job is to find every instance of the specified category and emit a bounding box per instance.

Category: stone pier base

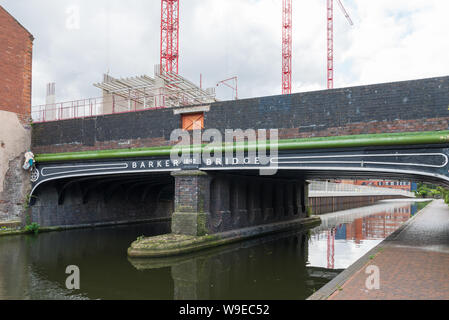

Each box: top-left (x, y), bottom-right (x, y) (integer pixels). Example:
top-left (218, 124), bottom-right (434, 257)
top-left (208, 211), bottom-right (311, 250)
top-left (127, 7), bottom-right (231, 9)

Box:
top-left (128, 216), bottom-right (320, 258)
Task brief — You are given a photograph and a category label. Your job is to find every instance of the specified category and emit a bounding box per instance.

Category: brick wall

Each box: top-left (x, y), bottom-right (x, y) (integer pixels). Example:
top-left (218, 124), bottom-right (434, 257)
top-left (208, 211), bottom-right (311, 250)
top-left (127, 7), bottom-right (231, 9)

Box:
top-left (0, 6), bottom-right (33, 222)
top-left (170, 171), bottom-right (308, 236)
top-left (32, 176), bottom-right (174, 227)
top-left (0, 5), bottom-right (33, 124)
top-left (32, 76), bottom-right (449, 154)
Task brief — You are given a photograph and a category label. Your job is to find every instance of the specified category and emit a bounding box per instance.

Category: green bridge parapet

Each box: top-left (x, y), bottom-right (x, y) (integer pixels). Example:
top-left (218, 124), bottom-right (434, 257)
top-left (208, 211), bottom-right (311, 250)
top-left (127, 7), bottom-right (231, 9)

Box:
top-left (35, 130), bottom-right (449, 163)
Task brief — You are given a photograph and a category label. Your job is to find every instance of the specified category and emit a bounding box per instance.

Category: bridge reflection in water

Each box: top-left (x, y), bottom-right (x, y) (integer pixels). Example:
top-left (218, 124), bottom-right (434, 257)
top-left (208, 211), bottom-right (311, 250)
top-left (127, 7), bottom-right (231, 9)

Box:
top-left (0, 201), bottom-right (421, 300)
top-left (308, 201), bottom-right (421, 270)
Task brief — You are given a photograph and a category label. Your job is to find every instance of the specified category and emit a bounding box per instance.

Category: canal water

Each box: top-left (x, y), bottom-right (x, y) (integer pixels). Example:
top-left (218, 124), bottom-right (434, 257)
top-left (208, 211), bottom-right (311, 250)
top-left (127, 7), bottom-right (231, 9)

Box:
top-left (0, 200), bottom-right (428, 300)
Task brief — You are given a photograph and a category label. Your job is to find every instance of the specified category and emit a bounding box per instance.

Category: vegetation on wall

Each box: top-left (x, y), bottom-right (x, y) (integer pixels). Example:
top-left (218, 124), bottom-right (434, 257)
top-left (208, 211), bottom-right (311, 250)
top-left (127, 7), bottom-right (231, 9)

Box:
top-left (415, 183), bottom-right (449, 204)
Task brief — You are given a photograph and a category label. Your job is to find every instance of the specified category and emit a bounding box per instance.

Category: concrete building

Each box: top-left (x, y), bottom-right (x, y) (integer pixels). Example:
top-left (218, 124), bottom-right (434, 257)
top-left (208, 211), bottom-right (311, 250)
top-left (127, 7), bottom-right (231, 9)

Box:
top-left (0, 5), bottom-right (34, 222)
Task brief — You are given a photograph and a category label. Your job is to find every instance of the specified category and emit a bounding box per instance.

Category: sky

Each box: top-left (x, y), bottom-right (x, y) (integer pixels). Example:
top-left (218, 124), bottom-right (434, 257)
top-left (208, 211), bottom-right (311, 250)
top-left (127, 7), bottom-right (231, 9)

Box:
top-left (2, 0), bottom-right (449, 106)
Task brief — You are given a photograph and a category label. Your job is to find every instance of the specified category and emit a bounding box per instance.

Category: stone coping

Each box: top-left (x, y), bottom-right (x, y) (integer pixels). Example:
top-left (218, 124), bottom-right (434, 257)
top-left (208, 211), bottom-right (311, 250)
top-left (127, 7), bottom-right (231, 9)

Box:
top-left (127, 216), bottom-right (321, 258)
top-left (0, 217), bottom-right (170, 238)
top-left (173, 105), bottom-right (210, 115)
top-left (128, 227), bottom-right (316, 270)
top-left (0, 220), bottom-right (22, 228)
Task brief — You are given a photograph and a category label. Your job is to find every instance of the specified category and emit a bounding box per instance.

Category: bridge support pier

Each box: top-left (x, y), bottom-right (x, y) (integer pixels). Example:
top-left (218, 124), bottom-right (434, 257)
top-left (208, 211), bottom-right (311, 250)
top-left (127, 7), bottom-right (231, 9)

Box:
top-left (170, 170), bottom-right (313, 237)
top-left (171, 170), bottom-right (211, 236)
top-left (128, 170), bottom-right (320, 258)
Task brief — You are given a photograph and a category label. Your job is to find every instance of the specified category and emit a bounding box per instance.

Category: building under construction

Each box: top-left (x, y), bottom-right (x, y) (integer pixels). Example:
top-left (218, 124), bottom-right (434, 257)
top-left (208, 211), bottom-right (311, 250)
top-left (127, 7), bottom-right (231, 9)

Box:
top-left (33, 65), bottom-right (217, 122)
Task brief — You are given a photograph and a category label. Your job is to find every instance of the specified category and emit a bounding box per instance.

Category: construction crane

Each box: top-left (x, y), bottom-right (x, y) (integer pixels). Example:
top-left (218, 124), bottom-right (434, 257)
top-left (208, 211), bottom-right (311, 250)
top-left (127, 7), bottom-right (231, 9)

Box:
top-left (327, 0), bottom-right (353, 89)
top-left (160, 0), bottom-right (180, 74)
top-left (282, 0), bottom-right (292, 95)
top-left (217, 77), bottom-right (238, 100)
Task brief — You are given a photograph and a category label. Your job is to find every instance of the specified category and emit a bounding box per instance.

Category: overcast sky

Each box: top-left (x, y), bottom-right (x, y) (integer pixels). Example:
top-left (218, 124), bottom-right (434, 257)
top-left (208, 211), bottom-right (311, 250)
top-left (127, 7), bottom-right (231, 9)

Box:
top-left (2, 0), bottom-right (449, 106)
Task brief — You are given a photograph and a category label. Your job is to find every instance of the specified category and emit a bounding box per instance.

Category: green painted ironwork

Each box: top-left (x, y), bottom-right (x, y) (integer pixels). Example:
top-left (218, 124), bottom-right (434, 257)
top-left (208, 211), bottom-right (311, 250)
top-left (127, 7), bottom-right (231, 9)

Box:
top-left (35, 130), bottom-right (449, 163)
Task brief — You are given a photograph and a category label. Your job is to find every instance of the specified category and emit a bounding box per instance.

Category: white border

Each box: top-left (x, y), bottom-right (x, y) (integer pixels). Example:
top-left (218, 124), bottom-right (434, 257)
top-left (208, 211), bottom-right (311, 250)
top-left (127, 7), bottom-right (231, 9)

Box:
top-left (41, 163), bottom-right (129, 177)
top-left (271, 153), bottom-right (448, 168)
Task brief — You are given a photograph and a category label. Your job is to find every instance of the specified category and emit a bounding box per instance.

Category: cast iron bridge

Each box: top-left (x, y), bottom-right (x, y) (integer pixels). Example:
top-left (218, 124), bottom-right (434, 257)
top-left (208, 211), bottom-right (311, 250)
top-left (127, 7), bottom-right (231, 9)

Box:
top-left (30, 131), bottom-right (449, 199)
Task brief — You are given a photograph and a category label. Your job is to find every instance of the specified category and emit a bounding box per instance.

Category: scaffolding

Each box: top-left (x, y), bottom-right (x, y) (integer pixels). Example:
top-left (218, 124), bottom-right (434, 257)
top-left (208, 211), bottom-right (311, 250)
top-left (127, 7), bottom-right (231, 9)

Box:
top-left (32, 66), bottom-right (217, 123)
top-left (94, 66), bottom-right (217, 112)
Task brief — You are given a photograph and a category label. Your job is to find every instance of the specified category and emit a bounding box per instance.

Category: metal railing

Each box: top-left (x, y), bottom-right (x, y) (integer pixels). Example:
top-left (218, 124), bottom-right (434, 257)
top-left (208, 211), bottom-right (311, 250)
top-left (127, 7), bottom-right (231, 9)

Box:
top-left (31, 93), bottom-right (168, 123)
top-left (308, 181), bottom-right (415, 198)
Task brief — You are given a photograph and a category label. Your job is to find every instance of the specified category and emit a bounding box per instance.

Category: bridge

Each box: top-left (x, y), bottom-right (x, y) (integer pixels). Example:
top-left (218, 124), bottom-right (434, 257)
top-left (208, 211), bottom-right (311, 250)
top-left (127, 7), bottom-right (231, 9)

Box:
top-left (308, 181), bottom-right (415, 198)
top-left (29, 76), bottom-right (449, 247)
top-left (308, 180), bottom-right (416, 214)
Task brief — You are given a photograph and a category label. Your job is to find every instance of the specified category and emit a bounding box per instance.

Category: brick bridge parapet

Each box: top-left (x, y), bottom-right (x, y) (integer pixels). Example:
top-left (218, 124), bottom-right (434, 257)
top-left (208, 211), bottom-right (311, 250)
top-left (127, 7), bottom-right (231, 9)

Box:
top-left (32, 76), bottom-right (449, 155)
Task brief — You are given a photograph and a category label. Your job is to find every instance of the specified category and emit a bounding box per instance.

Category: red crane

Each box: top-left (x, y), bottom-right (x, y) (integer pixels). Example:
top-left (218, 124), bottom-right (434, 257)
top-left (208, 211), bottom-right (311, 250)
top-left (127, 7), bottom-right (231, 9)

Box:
top-left (217, 77), bottom-right (238, 100)
top-left (327, 0), bottom-right (353, 89)
top-left (282, 0), bottom-right (292, 95)
top-left (160, 0), bottom-right (180, 74)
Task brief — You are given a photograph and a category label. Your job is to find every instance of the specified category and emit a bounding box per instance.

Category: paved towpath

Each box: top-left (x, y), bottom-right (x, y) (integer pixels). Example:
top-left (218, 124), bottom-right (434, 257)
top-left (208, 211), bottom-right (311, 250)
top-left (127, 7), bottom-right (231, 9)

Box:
top-left (309, 200), bottom-right (449, 300)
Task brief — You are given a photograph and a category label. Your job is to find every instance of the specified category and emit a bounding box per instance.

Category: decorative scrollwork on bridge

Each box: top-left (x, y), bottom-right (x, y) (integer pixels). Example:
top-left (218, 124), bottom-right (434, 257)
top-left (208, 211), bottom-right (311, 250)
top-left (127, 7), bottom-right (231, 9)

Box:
top-left (30, 146), bottom-right (449, 198)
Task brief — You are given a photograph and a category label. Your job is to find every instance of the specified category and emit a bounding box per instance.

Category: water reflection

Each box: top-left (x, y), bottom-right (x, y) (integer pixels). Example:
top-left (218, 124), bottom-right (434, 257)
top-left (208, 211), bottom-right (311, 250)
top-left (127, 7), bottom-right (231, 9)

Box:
top-left (0, 222), bottom-right (172, 300)
top-left (0, 237), bottom-right (29, 300)
top-left (0, 201), bottom-right (421, 300)
top-left (308, 201), bottom-right (416, 270)
top-left (129, 230), bottom-right (313, 300)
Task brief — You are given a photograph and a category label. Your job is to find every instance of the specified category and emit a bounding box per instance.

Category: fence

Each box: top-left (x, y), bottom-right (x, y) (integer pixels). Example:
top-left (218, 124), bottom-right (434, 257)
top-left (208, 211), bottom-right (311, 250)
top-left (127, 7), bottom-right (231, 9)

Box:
top-left (31, 93), bottom-right (168, 123)
top-left (308, 181), bottom-right (415, 198)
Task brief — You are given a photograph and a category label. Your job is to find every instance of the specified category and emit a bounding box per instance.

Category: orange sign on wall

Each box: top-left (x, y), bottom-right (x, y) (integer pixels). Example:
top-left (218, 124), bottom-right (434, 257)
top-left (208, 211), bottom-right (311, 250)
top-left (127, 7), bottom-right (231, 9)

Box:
top-left (182, 113), bottom-right (204, 131)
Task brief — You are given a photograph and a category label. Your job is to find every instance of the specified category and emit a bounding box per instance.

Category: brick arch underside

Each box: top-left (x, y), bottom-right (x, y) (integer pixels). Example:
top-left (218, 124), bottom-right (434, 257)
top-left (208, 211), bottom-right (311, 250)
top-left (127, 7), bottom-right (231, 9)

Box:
top-left (30, 173), bottom-right (174, 227)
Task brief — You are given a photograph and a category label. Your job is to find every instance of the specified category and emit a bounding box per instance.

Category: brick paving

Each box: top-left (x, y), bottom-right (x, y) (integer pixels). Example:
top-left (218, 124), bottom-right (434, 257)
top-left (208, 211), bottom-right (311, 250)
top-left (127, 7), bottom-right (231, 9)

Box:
top-left (329, 200), bottom-right (449, 300)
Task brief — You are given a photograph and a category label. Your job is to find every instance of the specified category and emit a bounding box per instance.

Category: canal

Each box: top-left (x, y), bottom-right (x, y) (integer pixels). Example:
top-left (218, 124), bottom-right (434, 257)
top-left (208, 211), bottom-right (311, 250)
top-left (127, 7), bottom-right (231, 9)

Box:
top-left (0, 200), bottom-right (429, 300)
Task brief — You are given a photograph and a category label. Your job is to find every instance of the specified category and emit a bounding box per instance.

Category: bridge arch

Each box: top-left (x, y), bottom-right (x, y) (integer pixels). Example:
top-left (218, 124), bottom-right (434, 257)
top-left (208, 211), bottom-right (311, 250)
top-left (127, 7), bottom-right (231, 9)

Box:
top-left (29, 131), bottom-right (449, 228)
